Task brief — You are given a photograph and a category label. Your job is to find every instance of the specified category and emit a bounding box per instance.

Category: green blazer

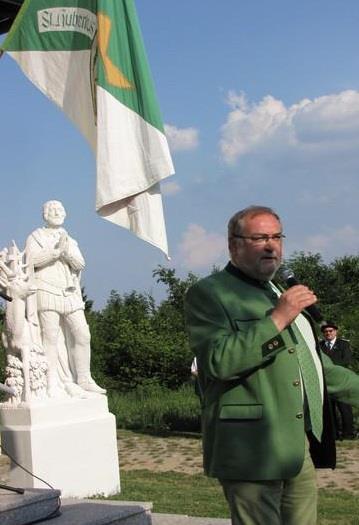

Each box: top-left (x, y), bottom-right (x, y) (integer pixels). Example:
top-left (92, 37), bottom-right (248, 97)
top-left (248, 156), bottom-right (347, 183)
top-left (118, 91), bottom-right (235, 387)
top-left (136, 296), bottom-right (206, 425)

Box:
top-left (185, 263), bottom-right (359, 481)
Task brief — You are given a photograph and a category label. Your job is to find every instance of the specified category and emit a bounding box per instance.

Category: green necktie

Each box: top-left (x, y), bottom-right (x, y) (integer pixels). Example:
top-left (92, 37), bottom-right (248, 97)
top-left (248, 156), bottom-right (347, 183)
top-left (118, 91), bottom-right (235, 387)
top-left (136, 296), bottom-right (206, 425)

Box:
top-left (296, 345), bottom-right (323, 441)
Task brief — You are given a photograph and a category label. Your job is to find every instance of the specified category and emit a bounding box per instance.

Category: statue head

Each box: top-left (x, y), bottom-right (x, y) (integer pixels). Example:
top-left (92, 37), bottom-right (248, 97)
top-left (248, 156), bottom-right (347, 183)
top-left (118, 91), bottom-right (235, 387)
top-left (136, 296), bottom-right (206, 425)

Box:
top-left (43, 200), bottom-right (66, 228)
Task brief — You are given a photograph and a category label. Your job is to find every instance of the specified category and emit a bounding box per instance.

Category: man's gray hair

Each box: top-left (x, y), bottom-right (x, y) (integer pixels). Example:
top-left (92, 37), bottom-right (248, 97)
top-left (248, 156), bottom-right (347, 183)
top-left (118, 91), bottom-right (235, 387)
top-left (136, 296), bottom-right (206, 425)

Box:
top-left (228, 205), bottom-right (281, 240)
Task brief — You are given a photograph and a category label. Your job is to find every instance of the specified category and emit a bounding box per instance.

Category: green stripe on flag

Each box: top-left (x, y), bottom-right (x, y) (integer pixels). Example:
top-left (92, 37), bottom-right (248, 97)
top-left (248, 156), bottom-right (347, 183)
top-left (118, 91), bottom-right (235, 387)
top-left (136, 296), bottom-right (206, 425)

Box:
top-left (96, 0), bottom-right (165, 132)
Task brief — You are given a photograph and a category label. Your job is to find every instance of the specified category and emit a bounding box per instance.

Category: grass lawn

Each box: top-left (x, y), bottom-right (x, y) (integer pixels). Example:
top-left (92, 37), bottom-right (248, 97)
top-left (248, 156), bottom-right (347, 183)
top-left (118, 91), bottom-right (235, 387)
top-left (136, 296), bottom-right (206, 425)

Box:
top-left (109, 469), bottom-right (359, 523)
top-left (110, 470), bottom-right (229, 518)
top-left (318, 489), bottom-right (359, 524)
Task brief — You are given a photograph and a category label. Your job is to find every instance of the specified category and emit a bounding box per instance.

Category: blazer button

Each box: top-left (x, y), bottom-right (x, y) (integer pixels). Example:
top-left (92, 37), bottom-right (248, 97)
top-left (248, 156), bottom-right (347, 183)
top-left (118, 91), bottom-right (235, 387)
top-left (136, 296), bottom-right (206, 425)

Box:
top-left (273, 340), bottom-right (279, 347)
top-left (292, 380), bottom-right (300, 387)
top-left (288, 348), bottom-right (295, 354)
top-left (296, 412), bottom-right (303, 419)
top-left (268, 344), bottom-right (274, 350)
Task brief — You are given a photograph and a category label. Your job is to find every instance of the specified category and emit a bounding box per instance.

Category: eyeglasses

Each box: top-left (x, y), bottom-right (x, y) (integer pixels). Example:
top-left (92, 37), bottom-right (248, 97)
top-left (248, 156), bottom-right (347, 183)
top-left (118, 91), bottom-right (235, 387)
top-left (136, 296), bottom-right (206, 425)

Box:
top-left (232, 233), bottom-right (286, 245)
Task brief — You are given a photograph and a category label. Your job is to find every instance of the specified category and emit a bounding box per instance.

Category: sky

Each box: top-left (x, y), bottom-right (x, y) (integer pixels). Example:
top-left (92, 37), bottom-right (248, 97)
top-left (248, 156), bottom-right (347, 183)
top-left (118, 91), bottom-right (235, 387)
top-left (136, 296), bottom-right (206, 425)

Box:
top-left (1, 0), bottom-right (359, 308)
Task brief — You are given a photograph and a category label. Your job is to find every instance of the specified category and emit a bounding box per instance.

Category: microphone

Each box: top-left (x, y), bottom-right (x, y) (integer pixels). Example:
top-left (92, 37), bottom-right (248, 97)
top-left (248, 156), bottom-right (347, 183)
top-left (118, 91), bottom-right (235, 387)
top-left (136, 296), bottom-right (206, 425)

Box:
top-left (280, 268), bottom-right (323, 323)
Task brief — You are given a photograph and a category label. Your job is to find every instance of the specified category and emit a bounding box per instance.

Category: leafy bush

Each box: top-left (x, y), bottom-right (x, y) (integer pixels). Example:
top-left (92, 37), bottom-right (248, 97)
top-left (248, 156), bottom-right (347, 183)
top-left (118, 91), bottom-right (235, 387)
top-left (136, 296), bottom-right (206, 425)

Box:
top-left (89, 266), bottom-right (198, 391)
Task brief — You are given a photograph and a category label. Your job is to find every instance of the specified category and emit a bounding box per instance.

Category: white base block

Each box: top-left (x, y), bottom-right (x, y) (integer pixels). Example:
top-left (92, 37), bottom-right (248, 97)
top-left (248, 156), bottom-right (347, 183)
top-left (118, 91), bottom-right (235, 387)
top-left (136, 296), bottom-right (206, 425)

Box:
top-left (0, 397), bottom-right (120, 498)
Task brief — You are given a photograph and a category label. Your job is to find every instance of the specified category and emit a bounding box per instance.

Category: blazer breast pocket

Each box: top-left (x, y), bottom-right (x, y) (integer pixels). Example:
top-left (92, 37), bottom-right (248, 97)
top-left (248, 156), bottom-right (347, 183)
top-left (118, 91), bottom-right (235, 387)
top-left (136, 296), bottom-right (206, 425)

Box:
top-left (219, 404), bottom-right (263, 420)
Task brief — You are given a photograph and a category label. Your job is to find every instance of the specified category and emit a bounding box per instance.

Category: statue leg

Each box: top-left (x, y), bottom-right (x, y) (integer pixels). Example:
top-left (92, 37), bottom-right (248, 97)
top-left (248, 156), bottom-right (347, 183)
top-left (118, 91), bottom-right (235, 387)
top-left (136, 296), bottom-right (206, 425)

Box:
top-left (38, 310), bottom-right (62, 397)
top-left (64, 310), bottom-right (106, 394)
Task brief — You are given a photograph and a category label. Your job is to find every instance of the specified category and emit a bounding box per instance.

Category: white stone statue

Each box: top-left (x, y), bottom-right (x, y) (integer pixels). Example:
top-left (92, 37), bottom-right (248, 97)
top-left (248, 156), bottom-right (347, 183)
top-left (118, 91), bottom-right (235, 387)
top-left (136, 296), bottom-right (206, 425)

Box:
top-left (0, 208), bottom-right (119, 498)
top-left (25, 200), bottom-right (105, 398)
top-left (0, 244), bottom-right (48, 405)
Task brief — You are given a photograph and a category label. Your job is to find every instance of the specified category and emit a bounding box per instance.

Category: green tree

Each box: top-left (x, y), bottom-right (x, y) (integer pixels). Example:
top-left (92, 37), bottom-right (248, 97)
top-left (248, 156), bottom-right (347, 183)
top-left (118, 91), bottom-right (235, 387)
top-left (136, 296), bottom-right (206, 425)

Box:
top-left (81, 286), bottom-right (94, 313)
top-left (283, 252), bottom-right (359, 368)
top-left (91, 268), bottom-right (199, 391)
top-left (153, 266), bottom-right (198, 317)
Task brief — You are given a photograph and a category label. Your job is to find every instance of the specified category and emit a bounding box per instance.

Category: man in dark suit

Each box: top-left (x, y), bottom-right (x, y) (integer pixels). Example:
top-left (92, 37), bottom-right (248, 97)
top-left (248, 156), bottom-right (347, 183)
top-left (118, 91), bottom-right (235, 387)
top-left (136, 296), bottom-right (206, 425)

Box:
top-left (320, 322), bottom-right (356, 439)
top-left (185, 205), bottom-right (359, 525)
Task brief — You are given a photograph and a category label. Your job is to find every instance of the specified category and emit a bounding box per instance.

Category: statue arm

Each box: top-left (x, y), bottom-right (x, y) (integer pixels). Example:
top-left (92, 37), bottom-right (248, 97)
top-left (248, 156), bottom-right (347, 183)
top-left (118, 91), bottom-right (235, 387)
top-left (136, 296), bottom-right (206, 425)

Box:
top-left (26, 235), bottom-right (61, 268)
top-left (60, 237), bottom-right (85, 272)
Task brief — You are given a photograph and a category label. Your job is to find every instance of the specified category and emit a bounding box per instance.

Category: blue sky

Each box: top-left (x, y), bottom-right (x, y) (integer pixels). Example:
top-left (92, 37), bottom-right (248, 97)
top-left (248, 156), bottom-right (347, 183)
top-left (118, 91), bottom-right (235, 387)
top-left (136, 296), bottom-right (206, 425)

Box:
top-left (1, 0), bottom-right (359, 308)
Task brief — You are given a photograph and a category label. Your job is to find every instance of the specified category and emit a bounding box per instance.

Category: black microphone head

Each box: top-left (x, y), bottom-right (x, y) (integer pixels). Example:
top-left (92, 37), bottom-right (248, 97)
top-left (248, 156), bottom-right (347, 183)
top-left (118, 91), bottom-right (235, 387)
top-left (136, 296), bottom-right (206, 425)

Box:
top-left (280, 267), bottom-right (323, 322)
top-left (280, 267), bottom-right (294, 280)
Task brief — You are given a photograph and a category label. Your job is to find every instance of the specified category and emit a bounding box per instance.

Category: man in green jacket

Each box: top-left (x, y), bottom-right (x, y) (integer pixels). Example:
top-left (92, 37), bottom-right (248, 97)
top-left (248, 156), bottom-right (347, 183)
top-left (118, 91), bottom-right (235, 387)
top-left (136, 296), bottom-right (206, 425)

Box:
top-left (185, 205), bottom-right (359, 525)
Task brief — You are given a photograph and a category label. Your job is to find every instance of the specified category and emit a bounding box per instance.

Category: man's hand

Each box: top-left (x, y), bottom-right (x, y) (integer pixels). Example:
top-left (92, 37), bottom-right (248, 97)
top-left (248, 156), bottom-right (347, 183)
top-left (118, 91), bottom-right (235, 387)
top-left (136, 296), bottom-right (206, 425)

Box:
top-left (271, 285), bottom-right (317, 332)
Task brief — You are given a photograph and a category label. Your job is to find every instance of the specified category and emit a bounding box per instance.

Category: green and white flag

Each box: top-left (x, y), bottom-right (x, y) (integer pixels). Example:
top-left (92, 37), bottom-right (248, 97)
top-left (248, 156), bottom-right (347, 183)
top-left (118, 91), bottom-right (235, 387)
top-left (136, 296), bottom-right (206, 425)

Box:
top-left (1, 0), bottom-right (174, 255)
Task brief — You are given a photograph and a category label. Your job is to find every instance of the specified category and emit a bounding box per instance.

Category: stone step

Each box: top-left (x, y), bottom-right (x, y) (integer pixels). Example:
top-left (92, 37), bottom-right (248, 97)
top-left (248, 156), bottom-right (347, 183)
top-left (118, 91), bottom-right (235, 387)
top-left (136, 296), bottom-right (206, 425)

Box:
top-left (0, 487), bottom-right (61, 525)
top-left (59, 499), bottom-right (152, 525)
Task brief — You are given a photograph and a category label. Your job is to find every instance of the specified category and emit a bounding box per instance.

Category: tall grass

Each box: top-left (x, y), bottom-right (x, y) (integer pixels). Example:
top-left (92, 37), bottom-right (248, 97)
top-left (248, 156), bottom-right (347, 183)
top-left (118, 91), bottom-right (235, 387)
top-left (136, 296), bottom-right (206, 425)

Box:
top-left (108, 382), bottom-right (201, 433)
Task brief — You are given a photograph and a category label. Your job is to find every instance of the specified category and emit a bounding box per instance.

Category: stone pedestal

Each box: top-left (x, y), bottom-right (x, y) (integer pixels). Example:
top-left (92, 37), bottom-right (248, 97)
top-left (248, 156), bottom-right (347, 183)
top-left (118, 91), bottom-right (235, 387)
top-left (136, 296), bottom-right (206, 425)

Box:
top-left (0, 397), bottom-right (120, 498)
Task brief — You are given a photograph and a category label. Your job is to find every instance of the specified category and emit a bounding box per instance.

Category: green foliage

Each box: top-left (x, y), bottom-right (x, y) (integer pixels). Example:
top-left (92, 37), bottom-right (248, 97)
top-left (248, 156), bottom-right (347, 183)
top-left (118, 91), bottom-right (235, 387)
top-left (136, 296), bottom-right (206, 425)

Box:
top-left (81, 286), bottom-right (94, 312)
top-left (90, 267), bottom-right (198, 390)
top-left (153, 266), bottom-right (198, 315)
top-left (108, 383), bottom-right (201, 432)
top-left (283, 252), bottom-right (359, 369)
top-left (284, 252), bottom-right (335, 304)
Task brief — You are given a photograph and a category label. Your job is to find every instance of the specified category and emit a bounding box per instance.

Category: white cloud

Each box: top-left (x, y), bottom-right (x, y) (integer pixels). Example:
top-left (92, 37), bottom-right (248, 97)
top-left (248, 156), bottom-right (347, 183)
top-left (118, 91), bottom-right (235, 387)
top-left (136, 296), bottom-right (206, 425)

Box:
top-left (289, 225), bottom-right (359, 260)
top-left (161, 180), bottom-right (181, 196)
top-left (220, 90), bottom-right (359, 164)
top-left (165, 124), bottom-right (199, 151)
top-left (293, 91), bottom-right (359, 143)
top-left (220, 92), bottom-right (287, 163)
top-left (178, 224), bottom-right (227, 269)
